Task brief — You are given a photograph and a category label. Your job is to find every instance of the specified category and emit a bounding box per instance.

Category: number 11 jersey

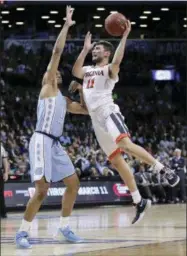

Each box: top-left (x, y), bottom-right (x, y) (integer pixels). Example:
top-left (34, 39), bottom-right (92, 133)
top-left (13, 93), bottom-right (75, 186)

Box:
top-left (82, 65), bottom-right (118, 112)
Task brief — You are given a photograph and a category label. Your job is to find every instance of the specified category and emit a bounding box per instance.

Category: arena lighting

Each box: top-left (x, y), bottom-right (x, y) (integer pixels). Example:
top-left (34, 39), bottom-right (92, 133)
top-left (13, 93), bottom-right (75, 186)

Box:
top-left (95, 24), bottom-right (103, 27)
top-left (152, 17), bottom-right (160, 21)
top-left (8, 24), bottom-right (12, 28)
top-left (1, 10), bottom-right (9, 14)
top-left (1, 20), bottom-right (9, 23)
top-left (143, 11), bottom-right (151, 14)
top-left (139, 16), bottom-right (147, 19)
top-left (16, 22), bottom-right (24, 25)
top-left (184, 25), bottom-right (187, 28)
top-left (41, 16), bottom-right (50, 19)
top-left (50, 11), bottom-right (58, 14)
top-left (97, 7), bottom-right (105, 11)
top-left (63, 17), bottom-right (66, 21)
top-left (184, 18), bottom-right (187, 21)
top-left (55, 24), bottom-right (61, 28)
top-left (110, 11), bottom-right (118, 14)
top-left (161, 8), bottom-right (169, 11)
top-left (93, 16), bottom-right (100, 19)
top-left (131, 21), bottom-right (136, 25)
top-left (48, 20), bottom-right (56, 23)
top-left (140, 24), bottom-right (147, 27)
top-left (16, 7), bottom-right (25, 11)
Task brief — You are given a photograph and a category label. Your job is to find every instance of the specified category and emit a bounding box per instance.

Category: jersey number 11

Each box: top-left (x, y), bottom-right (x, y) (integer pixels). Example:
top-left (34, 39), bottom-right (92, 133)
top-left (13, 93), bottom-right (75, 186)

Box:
top-left (86, 79), bottom-right (95, 89)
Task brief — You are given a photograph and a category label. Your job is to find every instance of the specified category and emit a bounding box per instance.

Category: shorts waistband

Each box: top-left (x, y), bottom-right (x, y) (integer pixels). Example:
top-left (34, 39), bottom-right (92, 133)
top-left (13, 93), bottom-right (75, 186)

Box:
top-left (35, 131), bottom-right (61, 142)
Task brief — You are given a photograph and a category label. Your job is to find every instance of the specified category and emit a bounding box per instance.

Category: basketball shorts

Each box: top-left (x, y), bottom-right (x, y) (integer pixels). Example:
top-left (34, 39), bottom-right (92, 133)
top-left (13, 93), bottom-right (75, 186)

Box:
top-left (90, 104), bottom-right (130, 161)
top-left (29, 133), bottom-right (75, 183)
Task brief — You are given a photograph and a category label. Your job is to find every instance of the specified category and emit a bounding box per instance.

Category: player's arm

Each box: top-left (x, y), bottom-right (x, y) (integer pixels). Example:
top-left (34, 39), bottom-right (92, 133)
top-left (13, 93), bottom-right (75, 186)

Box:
top-left (69, 80), bottom-right (87, 109)
top-left (66, 97), bottom-right (88, 115)
top-left (43, 6), bottom-right (75, 84)
top-left (72, 32), bottom-right (95, 79)
top-left (109, 20), bottom-right (131, 79)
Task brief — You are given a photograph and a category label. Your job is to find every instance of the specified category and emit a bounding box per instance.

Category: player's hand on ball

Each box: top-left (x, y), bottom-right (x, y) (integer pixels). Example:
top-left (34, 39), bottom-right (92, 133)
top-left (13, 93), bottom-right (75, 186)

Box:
top-left (83, 32), bottom-right (95, 52)
top-left (65, 5), bottom-right (76, 27)
top-left (123, 20), bottom-right (131, 37)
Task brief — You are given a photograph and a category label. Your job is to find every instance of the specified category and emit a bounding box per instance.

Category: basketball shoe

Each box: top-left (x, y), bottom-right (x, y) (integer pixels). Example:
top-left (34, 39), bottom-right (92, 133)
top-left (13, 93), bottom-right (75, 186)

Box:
top-left (132, 198), bottom-right (152, 225)
top-left (161, 167), bottom-right (180, 187)
top-left (56, 226), bottom-right (83, 243)
top-left (15, 231), bottom-right (32, 249)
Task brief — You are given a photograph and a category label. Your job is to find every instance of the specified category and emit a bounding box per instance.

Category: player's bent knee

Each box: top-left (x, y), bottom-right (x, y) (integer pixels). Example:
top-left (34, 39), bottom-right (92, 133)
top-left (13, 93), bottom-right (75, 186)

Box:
top-left (110, 153), bottom-right (125, 169)
top-left (117, 137), bottom-right (133, 153)
top-left (64, 174), bottom-right (80, 193)
top-left (35, 188), bottom-right (48, 201)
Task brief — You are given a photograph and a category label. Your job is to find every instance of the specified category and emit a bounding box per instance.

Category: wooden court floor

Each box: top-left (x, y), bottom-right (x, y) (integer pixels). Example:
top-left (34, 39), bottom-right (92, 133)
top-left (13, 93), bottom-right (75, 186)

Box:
top-left (1, 204), bottom-right (186, 256)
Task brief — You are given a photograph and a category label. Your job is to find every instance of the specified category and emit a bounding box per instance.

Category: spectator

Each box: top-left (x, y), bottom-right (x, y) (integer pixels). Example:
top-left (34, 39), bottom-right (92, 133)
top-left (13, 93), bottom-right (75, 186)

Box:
top-left (170, 148), bottom-right (186, 203)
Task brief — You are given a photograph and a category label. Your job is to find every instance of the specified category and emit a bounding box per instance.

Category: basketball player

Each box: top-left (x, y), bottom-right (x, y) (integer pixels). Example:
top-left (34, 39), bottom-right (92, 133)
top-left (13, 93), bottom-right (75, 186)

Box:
top-left (72, 21), bottom-right (180, 224)
top-left (15, 6), bottom-right (87, 249)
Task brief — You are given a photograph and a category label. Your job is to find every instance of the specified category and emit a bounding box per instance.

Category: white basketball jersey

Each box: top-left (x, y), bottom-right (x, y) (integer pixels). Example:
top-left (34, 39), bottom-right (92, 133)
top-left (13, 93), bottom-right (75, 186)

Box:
top-left (82, 65), bottom-right (118, 112)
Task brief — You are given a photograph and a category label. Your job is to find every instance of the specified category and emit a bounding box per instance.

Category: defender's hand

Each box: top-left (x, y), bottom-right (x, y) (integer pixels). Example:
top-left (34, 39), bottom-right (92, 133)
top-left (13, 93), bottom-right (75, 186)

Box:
top-left (65, 6), bottom-right (76, 27)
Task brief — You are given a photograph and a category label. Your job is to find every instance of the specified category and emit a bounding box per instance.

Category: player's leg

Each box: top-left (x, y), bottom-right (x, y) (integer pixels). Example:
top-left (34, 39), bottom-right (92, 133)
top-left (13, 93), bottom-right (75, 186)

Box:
top-left (61, 174), bottom-right (79, 222)
top-left (23, 178), bottom-right (50, 222)
top-left (110, 151), bottom-right (151, 224)
top-left (15, 178), bottom-right (50, 249)
top-left (107, 112), bottom-right (179, 187)
top-left (92, 116), bottom-right (150, 224)
top-left (52, 144), bottom-right (83, 242)
top-left (15, 134), bottom-right (52, 249)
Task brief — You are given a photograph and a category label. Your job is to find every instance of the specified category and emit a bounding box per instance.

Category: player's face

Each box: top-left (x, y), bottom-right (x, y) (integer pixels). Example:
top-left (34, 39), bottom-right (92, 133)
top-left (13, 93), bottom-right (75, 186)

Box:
top-left (92, 45), bottom-right (110, 63)
top-left (56, 71), bottom-right (62, 85)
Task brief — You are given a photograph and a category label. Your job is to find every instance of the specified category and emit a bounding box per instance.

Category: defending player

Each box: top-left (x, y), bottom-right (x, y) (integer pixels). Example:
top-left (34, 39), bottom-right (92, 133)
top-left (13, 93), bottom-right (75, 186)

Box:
top-left (15, 6), bottom-right (87, 249)
top-left (72, 21), bottom-right (180, 224)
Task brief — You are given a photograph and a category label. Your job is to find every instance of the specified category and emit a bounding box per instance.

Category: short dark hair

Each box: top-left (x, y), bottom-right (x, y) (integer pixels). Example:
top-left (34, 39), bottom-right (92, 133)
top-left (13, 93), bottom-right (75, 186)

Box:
top-left (94, 40), bottom-right (114, 55)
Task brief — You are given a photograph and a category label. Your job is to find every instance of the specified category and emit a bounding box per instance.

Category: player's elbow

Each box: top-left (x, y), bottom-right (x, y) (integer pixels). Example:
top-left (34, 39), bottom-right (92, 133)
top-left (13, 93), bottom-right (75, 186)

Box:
top-left (72, 66), bottom-right (78, 77)
top-left (72, 66), bottom-right (83, 79)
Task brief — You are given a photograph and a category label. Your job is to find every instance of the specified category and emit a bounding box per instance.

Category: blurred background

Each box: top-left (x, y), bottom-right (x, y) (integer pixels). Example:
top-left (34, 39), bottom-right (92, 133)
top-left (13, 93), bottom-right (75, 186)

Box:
top-left (1, 1), bottom-right (187, 208)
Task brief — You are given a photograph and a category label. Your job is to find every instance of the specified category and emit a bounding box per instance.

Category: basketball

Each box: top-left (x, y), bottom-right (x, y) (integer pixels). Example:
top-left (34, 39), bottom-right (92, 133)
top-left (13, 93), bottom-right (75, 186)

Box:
top-left (105, 12), bottom-right (127, 37)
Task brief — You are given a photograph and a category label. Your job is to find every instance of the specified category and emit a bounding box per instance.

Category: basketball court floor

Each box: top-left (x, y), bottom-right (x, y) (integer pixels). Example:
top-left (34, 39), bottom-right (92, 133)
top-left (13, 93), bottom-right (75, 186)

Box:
top-left (1, 204), bottom-right (186, 256)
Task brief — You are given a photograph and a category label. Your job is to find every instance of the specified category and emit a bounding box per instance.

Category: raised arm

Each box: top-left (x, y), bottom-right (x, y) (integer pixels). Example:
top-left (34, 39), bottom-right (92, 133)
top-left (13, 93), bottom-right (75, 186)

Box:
top-left (43, 6), bottom-right (75, 85)
top-left (72, 32), bottom-right (95, 79)
top-left (109, 20), bottom-right (131, 79)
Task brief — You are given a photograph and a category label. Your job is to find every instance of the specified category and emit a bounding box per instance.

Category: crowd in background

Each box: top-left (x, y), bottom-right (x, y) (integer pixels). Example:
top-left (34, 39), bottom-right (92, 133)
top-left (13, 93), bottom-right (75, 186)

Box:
top-left (1, 39), bottom-right (187, 204)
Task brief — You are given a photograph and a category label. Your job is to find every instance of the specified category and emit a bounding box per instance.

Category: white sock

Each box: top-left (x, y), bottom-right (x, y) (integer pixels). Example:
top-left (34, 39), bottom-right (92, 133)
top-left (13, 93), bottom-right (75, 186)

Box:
top-left (152, 161), bottom-right (164, 173)
top-left (131, 190), bottom-right (141, 204)
top-left (60, 216), bottom-right (69, 229)
top-left (19, 219), bottom-right (32, 232)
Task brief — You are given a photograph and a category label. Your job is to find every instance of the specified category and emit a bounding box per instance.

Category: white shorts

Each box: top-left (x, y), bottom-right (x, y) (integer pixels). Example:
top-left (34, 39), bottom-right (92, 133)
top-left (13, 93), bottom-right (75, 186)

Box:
top-left (90, 104), bottom-right (130, 161)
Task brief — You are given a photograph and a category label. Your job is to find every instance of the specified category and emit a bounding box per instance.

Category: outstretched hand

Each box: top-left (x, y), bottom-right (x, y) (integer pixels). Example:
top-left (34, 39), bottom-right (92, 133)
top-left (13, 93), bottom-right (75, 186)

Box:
top-left (83, 32), bottom-right (96, 52)
top-left (65, 5), bottom-right (76, 27)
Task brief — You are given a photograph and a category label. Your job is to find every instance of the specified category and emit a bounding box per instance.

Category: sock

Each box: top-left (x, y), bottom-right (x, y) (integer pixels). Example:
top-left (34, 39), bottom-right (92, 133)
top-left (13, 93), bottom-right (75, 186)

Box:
top-left (151, 161), bottom-right (164, 173)
top-left (60, 216), bottom-right (69, 229)
top-left (19, 219), bottom-right (32, 232)
top-left (131, 190), bottom-right (141, 204)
